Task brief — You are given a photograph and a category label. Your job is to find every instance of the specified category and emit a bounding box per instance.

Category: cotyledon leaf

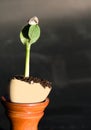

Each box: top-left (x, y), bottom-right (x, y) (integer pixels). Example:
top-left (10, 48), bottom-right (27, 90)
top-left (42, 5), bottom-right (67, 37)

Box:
top-left (28, 25), bottom-right (40, 45)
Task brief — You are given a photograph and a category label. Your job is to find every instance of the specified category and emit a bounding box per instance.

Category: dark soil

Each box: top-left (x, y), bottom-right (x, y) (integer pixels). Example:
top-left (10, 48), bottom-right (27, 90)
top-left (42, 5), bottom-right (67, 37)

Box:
top-left (12, 75), bottom-right (52, 88)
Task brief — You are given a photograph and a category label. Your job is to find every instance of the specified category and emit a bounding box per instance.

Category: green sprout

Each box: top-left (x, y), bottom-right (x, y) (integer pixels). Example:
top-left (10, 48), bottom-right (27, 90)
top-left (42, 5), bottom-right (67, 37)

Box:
top-left (20, 16), bottom-right (40, 77)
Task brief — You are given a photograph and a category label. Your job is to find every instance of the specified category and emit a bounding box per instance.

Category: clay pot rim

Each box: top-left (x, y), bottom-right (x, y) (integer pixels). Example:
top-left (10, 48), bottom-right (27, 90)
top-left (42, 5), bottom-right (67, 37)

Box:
top-left (1, 96), bottom-right (49, 107)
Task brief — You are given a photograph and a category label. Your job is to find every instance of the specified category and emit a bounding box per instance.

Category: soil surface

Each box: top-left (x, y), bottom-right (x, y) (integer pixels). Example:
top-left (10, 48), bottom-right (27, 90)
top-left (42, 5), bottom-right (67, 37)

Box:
top-left (12, 75), bottom-right (52, 88)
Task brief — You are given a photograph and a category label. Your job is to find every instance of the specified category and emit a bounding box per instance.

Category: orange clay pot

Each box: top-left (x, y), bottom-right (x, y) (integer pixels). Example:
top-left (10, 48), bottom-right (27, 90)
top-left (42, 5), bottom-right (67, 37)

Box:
top-left (2, 97), bottom-right (49, 130)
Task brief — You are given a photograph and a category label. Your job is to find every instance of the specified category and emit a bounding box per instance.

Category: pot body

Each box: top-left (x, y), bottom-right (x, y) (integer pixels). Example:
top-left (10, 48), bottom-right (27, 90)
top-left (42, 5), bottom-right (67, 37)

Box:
top-left (3, 98), bottom-right (49, 130)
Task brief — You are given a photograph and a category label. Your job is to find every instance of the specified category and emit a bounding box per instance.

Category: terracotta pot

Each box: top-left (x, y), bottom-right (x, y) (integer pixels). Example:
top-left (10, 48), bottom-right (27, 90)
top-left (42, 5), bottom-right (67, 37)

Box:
top-left (2, 97), bottom-right (49, 130)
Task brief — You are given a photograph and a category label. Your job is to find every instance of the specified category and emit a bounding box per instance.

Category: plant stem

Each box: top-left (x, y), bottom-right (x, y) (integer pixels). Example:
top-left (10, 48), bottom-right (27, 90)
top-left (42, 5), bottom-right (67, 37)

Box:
top-left (24, 43), bottom-right (31, 77)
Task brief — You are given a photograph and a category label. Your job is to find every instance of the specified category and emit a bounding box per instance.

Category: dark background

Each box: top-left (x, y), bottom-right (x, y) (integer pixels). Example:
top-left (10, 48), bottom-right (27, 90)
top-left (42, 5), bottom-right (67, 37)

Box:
top-left (1, 0), bottom-right (91, 129)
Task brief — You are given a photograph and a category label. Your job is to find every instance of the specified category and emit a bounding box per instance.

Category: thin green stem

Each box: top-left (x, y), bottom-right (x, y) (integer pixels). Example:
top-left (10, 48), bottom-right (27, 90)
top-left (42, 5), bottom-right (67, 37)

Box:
top-left (24, 43), bottom-right (31, 77)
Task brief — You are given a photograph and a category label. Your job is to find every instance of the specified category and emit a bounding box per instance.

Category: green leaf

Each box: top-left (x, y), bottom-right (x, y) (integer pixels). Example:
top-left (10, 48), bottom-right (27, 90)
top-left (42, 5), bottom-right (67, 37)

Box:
top-left (28, 25), bottom-right (40, 44)
top-left (20, 32), bottom-right (29, 45)
top-left (20, 24), bottom-right (30, 45)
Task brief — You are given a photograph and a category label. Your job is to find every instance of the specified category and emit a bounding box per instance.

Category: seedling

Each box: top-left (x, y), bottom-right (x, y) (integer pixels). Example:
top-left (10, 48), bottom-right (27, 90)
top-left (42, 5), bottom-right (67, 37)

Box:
top-left (20, 16), bottom-right (40, 77)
